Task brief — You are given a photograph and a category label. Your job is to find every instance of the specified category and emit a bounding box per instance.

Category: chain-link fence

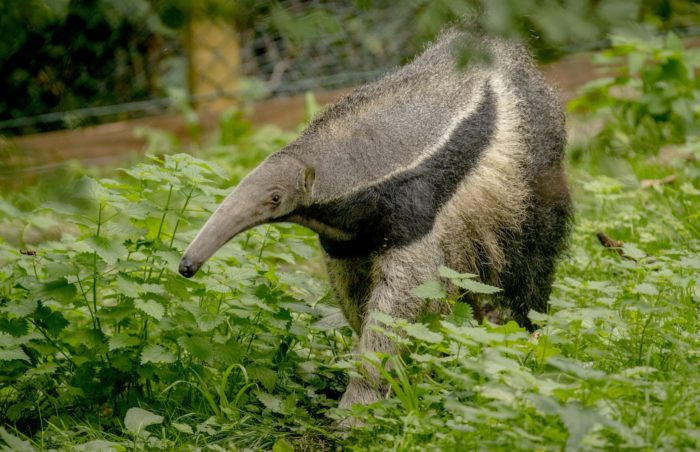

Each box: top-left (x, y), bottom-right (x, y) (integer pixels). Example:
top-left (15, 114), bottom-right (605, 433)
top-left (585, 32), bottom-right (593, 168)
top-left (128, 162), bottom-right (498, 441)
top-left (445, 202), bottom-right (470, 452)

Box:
top-left (3, 0), bottom-right (700, 137)
top-left (0, 1), bottom-right (423, 137)
top-left (236, 2), bottom-right (417, 96)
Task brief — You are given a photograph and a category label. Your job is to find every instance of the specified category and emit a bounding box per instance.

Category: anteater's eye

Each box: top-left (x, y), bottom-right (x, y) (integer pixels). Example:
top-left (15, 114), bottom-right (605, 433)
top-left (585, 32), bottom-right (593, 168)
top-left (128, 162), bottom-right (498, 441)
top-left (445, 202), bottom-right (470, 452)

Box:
top-left (270, 194), bottom-right (281, 205)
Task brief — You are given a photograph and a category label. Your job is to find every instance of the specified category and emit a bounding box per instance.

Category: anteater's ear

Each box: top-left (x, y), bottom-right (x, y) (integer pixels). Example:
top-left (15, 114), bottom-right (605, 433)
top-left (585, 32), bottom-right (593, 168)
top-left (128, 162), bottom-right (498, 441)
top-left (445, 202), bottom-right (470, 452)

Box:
top-left (299, 166), bottom-right (315, 194)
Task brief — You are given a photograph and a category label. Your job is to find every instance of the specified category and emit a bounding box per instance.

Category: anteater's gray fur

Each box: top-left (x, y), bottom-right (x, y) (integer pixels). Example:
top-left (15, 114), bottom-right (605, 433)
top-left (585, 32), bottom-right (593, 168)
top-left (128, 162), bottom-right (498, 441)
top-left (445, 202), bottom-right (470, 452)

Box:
top-left (179, 28), bottom-right (573, 414)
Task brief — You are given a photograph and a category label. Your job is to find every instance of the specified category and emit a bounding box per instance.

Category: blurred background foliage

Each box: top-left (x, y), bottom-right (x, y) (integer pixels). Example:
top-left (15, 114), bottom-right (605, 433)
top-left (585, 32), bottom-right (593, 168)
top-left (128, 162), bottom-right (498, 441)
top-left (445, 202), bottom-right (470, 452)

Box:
top-left (1, 0), bottom-right (700, 135)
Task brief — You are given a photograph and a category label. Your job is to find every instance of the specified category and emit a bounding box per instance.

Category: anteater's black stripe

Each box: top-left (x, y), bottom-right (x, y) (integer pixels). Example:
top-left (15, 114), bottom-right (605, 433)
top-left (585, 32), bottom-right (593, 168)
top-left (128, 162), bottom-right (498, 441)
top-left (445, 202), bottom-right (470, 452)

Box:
top-left (300, 83), bottom-right (497, 258)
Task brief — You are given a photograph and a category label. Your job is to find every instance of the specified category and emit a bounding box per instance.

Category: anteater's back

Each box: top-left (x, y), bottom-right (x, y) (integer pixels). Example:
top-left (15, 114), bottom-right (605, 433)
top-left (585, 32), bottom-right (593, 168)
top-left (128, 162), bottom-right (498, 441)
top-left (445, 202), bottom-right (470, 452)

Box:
top-left (288, 29), bottom-right (566, 200)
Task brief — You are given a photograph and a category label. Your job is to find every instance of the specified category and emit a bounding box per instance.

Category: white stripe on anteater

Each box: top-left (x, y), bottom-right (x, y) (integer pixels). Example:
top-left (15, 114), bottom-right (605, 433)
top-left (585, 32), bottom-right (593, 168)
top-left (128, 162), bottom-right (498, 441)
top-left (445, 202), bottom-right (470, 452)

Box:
top-left (435, 73), bottom-right (528, 278)
top-left (344, 87), bottom-right (486, 195)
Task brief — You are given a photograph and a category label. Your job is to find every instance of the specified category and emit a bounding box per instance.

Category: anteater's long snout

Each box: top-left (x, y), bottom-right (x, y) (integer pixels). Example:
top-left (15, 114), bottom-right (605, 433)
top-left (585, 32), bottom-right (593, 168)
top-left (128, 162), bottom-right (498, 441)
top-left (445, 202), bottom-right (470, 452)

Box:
top-left (178, 205), bottom-right (237, 278)
top-left (178, 181), bottom-right (264, 278)
top-left (178, 256), bottom-right (199, 278)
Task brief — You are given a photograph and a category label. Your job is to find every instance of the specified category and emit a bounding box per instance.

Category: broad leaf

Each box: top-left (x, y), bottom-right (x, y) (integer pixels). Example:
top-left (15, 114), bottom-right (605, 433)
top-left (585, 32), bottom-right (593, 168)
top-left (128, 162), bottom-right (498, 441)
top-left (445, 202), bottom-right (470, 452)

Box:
top-left (33, 304), bottom-right (69, 336)
top-left (140, 345), bottom-right (176, 364)
top-left (411, 281), bottom-right (447, 299)
top-left (123, 407), bottom-right (163, 436)
top-left (256, 392), bottom-right (292, 415)
top-left (172, 423), bottom-right (193, 434)
top-left (452, 278), bottom-right (502, 294)
top-left (633, 283), bottom-right (658, 296)
top-left (108, 334), bottom-right (140, 351)
top-left (134, 299), bottom-right (165, 320)
top-left (177, 336), bottom-right (214, 364)
top-left (0, 299), bottom-right (37, 318)
top-left (249, 366), bottom-right (278, 391)
top-left (438, 265), bottom-right (478, 279)
top-left (0, 427), bottom-right (35, 452)
top-left (84, 235), bottom-right (126, 265)
top-left (194, 311), bottom-right (225, 332)
top-left (403, 323), bottom-right (444, 344)
top-left (36, 278), bottom-right (76, 303)
top-left (0, 348), bottom-right (31, 362)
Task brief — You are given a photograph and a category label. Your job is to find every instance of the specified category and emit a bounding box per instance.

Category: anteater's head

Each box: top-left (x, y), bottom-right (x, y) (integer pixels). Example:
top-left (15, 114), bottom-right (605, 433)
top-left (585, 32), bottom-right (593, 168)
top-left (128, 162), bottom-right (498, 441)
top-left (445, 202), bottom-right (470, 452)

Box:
top-left (179, 155), bottom-right (315, 278)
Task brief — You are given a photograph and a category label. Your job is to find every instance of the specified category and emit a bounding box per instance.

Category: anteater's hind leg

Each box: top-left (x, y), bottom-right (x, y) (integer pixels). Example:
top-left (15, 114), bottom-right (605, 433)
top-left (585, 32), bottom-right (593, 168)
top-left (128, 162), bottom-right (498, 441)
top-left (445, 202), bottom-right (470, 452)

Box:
top-left (501, 167), bottom-right (573, 331)
top-left (503, 245), bottom-right (559, 331)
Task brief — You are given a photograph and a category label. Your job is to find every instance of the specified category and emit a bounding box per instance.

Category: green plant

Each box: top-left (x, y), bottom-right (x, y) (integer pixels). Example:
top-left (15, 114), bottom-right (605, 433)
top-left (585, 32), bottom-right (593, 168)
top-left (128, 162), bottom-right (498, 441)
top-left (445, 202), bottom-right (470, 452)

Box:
top-left (0, 123), bottom-right (347, 448)
top-left (570, 31), bottom-right (700, 158)
top-left (1, 34), bottom-right (699, 452)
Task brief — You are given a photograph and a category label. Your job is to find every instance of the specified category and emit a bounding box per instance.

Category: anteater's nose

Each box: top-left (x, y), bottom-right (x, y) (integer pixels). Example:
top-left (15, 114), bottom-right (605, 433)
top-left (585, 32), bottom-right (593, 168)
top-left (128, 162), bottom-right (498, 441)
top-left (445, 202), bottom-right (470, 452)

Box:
top-left (179, 257), bottom-right (198, 278)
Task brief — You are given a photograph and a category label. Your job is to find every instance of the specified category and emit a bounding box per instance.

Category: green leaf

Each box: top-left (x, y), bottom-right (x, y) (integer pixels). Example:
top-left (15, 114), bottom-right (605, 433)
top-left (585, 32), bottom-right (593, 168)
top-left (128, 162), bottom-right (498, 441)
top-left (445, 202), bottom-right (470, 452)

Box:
top-left (223, 268), bottom-right (257, 287)
top-left (547, 357), bottom-right (607, 380)
top-left (0, 332), bottom-right (41, 348)
top-left (73, 440), bottom-right (124, 451)
top-left (680, 182), bottom-right (700, 196)
top-left (263, 251), bottom-right (296, 264)
top-left (134, 299), bottom-right (165, 320)
top-left (628, 51), bottom-right (645, 74)
top-left (559, 402), bottom-right (605, 450)
top-left (163, 274), bottom-right (201, 299)
top-left (289, 241), bottom-right (315, 259)
top-left (0, 199), bottom-right (23, 218)
top-left (487, 320), bottom-right (526, 335)
top-left (621, 243), bottom-right (646, 260)
top-left (194, 311), bottom-right (225, 332)
top-left (273, 438), bottom-right (295, 452)
top-left (84, 236), bottom-right (126, 265)
top-left (249, 366), bottom-right (278, 391)
top-left (411, 281), bottom-right (447, 299)
top-left (97, 302), bottom-right (136, 323)
top-left (679, 256), bottom-right (700, 270)
top-left (446, 303), bottom-right (474, 326)
top-left (172, 423), bottom-right (193, 434)
top-left (140, 283), bottom-right (165, 295)
top-left (369, 311), bottom-right (398, 327)
top-left (255, 392), bottom-right (291, 415)
top-left (37, 278), bottom-right (76, 303)
top-left (123, 407), bottom-right (163, 436)
top-left (666, 33), bottom-right (684, 53)
top-left (452, 278), bottom-right (502, 294)
top-left (0, 299), bottom-right (37, 318)
top-left (109, 334), bottom-right (140, 351)
top-left (141, 344), bottom-right (176, 364)
top-left (0, 427), bottom-right (35, 452)
top-left (33, 304), bottom-right (69, 336)
top-left (633, 283), bottom-right (658, 296)
top-left (24, 363), bottom-right (58, 377)
top-left (438, 266), bottom-right (477, 279)
top-left (403, 323), bottom-right (443, 344)
top-left (115, 275), bottom-right (140, 298)
top-left (0, 348), bottom-right (31, 362)
top-left (311, 308), bottom-right (349, 331)
top-left (177, 336), bottom-right (214, 364)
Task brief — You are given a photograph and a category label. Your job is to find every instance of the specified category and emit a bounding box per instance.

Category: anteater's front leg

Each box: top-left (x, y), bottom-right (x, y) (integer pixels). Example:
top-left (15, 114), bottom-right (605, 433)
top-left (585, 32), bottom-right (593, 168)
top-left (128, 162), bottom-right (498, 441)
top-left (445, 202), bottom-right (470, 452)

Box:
top-left (338, 237), bottom-right (448, 411)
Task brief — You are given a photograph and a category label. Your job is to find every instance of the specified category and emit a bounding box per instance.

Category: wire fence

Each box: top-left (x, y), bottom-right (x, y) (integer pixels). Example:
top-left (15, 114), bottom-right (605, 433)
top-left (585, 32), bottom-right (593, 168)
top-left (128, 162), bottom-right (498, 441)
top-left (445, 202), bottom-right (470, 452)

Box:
top-left (237, 2), bottom-right (417, 96)
top-left (3, 0), bottom-right (700, 137)
top-left (0, 1), bottom-right (420, 136)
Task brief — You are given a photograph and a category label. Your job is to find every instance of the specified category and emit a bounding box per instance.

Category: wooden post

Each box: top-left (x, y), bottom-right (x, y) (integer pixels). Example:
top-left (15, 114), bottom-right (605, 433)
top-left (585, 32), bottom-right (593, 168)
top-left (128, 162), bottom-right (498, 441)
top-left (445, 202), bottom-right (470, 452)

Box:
top-left (187, 19), bottom-right (240, 113)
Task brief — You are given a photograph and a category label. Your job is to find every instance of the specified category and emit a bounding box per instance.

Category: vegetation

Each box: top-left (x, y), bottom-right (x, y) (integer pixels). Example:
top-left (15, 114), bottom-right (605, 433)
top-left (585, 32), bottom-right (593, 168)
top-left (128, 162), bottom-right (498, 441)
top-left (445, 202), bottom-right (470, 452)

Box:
top-left (1, 30), bottom-right (699, 452)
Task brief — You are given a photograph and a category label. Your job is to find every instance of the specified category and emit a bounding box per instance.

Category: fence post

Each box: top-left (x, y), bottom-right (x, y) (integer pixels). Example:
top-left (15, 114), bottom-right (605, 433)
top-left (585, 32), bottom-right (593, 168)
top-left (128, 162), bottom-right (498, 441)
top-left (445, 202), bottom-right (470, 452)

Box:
top-left (186, 19), bottom-right (240, 113)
